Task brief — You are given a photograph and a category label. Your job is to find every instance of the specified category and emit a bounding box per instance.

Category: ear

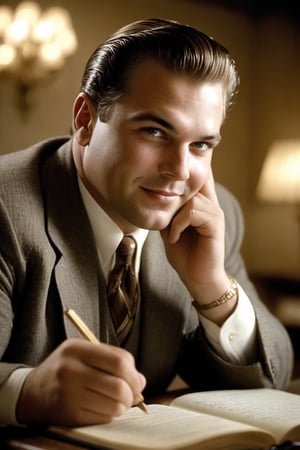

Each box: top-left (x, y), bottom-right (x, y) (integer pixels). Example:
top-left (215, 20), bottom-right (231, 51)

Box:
top-left (72, 93), bottom-right (96, 146)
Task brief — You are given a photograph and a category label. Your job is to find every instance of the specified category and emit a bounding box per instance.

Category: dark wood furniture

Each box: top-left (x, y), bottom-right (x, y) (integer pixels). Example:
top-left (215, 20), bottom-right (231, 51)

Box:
top-left (251, 273), bottom-right (300, 378)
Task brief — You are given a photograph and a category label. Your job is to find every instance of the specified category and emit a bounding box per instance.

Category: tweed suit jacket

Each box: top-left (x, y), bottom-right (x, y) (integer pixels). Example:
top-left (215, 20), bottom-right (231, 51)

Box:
top-left (0, 137), bottom-right (293, 394)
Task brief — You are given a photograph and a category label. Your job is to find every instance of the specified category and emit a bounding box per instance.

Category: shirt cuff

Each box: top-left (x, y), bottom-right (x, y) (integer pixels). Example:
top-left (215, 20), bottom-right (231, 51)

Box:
top-left (198, 284), bottom-right (257, 365)
top-left (0, 368), bottom-right (33, 425)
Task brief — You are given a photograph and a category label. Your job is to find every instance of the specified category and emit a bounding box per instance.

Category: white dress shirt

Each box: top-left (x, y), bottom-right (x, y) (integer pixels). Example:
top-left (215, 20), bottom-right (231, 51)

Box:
top-left (0, 179), bottom-right (257, 424)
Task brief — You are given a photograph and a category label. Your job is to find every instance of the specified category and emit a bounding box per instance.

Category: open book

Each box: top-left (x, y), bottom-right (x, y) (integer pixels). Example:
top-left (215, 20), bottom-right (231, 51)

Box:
top-left (48, 388), bottom-right (300, 450)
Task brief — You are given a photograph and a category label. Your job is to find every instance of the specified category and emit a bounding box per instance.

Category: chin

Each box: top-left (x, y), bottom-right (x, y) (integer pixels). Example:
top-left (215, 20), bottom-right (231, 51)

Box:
top-left (124, 208), bottom-right (176, 231)
top-left (136, 216), bottom-right (172, 231)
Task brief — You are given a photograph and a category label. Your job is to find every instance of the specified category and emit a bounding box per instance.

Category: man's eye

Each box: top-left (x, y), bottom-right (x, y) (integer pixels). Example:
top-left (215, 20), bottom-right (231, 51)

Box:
top-left (193, 142), bottom-right (210, 152)
top-left (145, 127), bottom-right (163, 137)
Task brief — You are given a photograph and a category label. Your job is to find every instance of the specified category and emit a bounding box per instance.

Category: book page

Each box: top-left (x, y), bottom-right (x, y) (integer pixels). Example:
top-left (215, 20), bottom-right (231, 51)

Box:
top-left (50, 403), bottom-right (273, 450)
top-left (171, 388), bottom-right (300, 443)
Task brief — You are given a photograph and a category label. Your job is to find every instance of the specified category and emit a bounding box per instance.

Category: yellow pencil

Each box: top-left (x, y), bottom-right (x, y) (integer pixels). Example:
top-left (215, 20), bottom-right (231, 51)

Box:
top-left (65, 308), bottom-right (148, 414)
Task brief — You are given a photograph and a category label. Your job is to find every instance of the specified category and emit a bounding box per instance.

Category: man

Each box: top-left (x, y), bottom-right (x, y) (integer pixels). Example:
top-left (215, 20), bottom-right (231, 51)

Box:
top-left (0, 18), bottom-right (293, 426)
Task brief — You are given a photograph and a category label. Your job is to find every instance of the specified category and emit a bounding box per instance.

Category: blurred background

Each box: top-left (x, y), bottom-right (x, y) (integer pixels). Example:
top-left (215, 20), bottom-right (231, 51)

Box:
top-left (0, 0), bottom-right (300, 372)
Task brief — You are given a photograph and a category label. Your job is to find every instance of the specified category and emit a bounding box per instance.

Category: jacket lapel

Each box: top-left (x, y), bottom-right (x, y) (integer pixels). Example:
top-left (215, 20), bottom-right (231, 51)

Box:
top-left (41, 140), bottom-right (102, 339)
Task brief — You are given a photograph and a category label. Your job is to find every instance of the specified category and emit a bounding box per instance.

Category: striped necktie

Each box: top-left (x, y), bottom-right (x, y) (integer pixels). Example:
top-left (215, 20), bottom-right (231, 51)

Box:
top-left (107, 235), bottom-right (139, 344)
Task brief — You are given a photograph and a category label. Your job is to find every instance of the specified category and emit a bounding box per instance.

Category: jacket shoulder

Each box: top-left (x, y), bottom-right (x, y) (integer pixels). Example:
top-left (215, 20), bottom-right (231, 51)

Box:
top-left (0, 136), bottom-right (70, 174)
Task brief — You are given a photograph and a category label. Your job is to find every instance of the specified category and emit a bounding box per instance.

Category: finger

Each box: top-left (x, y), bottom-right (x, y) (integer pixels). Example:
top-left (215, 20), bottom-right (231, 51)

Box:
top-left (52, 386), bottom-right (126, 426)
top-left (167, 193), bottom-right (214, 243)
top-left (83, 382), bottom-right (130, 417)
top-left (58, 384), bottom-right (128, 425)
top-left (83, 342), bottom-right (139, 383)
top-left (79, 361), bottom-right (133, 402)
top-left (79, 341), bottom-right (145, 403)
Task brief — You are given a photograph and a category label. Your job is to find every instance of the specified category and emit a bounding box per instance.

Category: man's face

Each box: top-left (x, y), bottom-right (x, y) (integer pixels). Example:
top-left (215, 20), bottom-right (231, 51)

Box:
top-left (81, 59), bottom-right (224, 233)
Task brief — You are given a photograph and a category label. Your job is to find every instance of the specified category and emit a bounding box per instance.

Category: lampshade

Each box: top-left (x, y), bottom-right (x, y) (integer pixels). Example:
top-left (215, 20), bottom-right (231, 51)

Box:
top-left (256, 140), bottom-right (300, 204)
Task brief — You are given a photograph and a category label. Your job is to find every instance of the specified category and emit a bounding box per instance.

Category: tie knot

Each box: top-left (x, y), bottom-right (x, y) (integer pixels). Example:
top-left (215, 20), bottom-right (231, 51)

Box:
top-left (117, 236), bottom-right (136, 265)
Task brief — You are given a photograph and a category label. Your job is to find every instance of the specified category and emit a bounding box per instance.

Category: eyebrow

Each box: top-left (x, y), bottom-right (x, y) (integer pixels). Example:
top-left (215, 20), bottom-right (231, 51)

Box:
top-left (130, 112), bottom-right (176, 131)
top-left (129, 112), bottom-right (221, 143)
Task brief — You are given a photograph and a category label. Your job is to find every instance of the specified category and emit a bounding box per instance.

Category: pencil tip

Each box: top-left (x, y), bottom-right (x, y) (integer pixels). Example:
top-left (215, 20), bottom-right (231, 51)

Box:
top-left (138, 401), bottom-right (149, 414)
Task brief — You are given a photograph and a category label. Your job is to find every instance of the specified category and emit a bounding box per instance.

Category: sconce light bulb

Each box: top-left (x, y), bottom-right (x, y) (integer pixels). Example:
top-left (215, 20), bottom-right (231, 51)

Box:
top-left (33, 19), bottom-right (54, 43)
top-left (42, 7), bottom-right (72, 32)
top-left (6, 18), bottom-right (31, 44)
top-left (15, 1), bottom-right (41, 26)
top-left (0, 43), bottom-right (16, 68)
top-left (0, 6), bottom-right (13, 35)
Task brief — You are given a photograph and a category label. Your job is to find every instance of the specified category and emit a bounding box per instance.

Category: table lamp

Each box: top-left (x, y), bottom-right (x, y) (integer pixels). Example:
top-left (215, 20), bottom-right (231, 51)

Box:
top-left (257, 139), bottom-right (300, 210)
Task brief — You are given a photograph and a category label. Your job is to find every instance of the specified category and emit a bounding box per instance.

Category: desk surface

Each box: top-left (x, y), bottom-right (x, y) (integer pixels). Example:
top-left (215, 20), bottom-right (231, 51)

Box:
top-left (1, 428), bottom-right (80, 449)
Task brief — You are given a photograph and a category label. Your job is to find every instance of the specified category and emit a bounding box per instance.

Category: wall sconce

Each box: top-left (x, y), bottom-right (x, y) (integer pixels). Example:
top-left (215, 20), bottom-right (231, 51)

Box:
top-left (0, 2), bottom-right (77, 114)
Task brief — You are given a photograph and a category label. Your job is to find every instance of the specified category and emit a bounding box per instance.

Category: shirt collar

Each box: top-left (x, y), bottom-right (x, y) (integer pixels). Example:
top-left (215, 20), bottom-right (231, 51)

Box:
top-left (78, 177), bottom-right (148, 280)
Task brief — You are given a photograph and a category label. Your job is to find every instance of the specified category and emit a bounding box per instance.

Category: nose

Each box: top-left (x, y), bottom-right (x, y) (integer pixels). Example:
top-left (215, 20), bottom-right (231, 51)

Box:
top-left (158, 144), bottom-right (189, 180)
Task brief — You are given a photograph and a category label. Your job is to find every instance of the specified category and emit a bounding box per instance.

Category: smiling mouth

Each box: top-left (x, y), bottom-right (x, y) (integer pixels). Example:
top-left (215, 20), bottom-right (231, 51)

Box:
top-left (140, 187), bottom-right (183, 203)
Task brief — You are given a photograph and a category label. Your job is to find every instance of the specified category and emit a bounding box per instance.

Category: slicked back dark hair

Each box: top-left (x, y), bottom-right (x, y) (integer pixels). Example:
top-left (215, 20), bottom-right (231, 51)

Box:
top-left (80, 18), bottom-right (239, 121)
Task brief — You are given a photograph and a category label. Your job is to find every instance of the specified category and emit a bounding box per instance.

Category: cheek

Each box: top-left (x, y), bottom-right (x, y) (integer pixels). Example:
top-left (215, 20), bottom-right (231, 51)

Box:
top-left (83, 147), bottom-right (105, 179)
top-left (82, 142), bottom-right (115, 191)
top-left (189, 160), bottom-right (211, 192)
top-left (85, 130), bottom-right (119, 170)
top-left (124, 143), bottom-right (157, 172)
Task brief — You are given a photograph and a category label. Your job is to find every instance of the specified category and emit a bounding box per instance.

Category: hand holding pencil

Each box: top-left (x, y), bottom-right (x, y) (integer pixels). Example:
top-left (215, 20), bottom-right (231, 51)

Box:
top-left (65, 308), bottom-right (148, 414)
top-left (16, 309), bottom-right (147, 426)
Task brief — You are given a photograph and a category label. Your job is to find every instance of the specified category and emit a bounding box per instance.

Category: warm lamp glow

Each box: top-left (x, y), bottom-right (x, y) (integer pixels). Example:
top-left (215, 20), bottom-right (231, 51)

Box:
top-left (257, 140), bottom-right (300, 204)
top-left (0, 2), bottom-right (77, 113)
